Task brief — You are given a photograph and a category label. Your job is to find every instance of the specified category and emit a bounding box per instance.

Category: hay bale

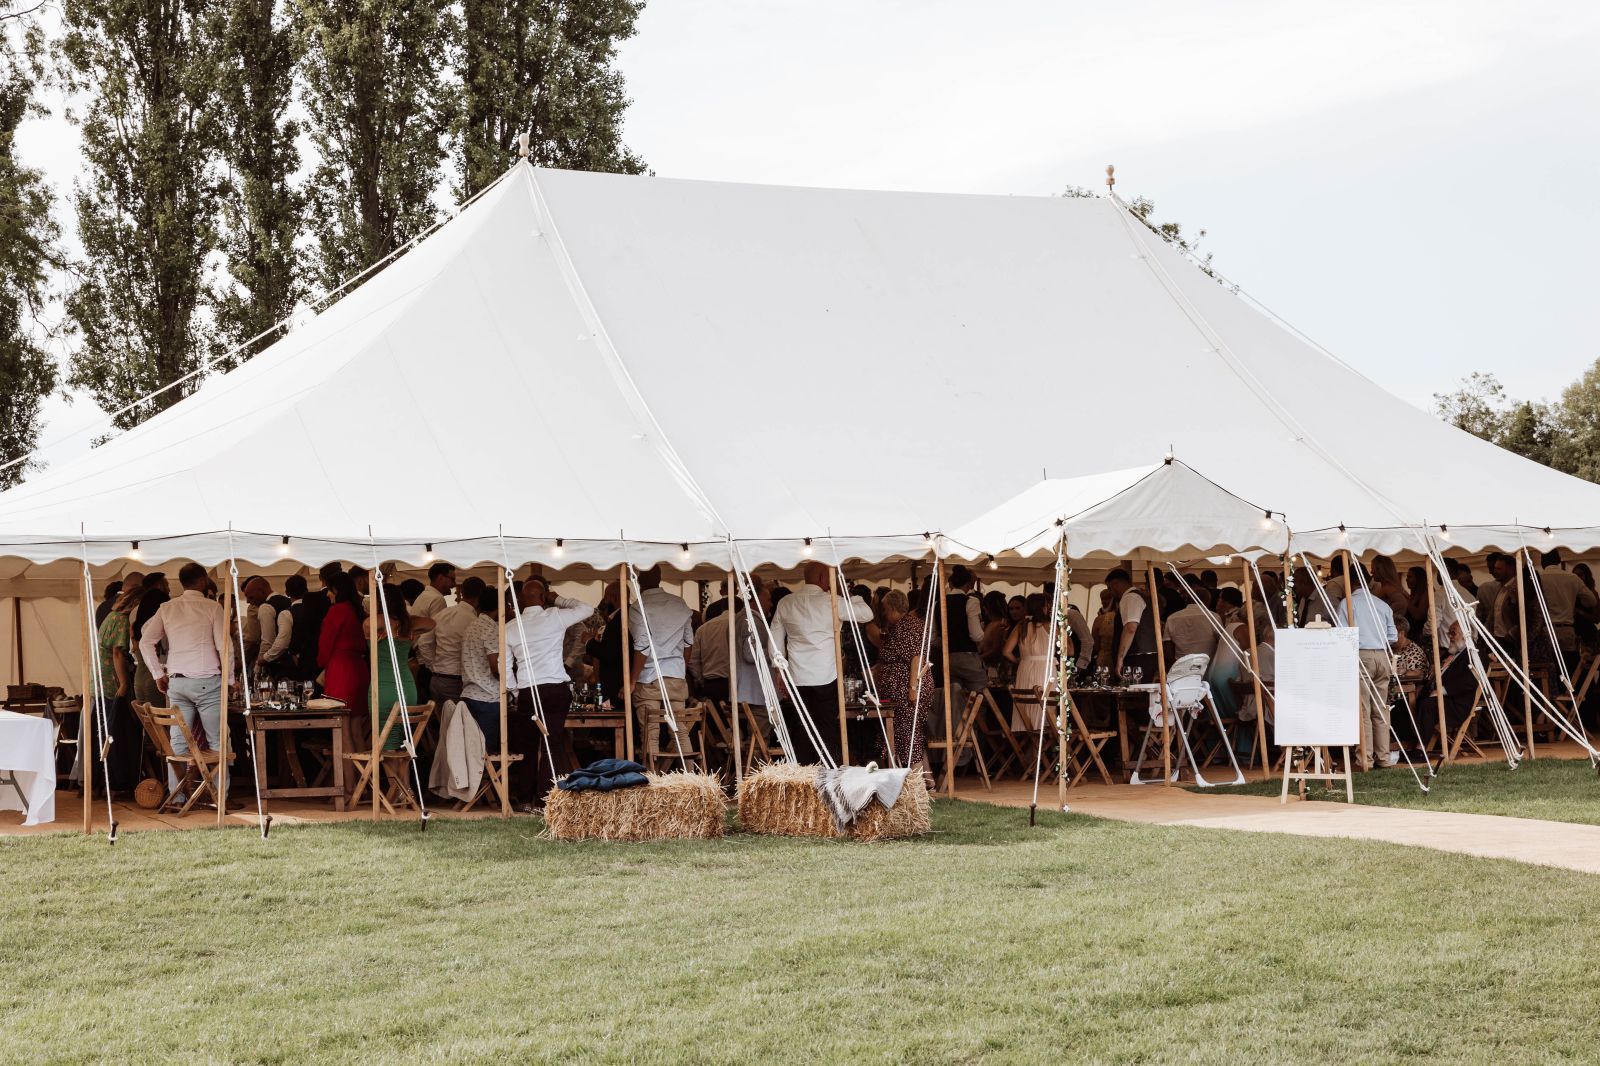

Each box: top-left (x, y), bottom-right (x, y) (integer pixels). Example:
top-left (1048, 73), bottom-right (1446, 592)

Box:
top-left (736, 763), bottom-right (931, 841)
top-left (543, 771), bottom-right (726, 842)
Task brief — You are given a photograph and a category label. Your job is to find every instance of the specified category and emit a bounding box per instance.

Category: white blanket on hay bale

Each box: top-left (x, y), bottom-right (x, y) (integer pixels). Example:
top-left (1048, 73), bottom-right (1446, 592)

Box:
top-left (815, 764), bottom-right (911, 831)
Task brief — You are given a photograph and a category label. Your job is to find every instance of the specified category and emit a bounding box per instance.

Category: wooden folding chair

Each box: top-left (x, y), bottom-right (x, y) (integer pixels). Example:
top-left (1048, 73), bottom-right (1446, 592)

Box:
top-left (346, 702), bottom-right (433, 814)
top-left (378, 702), bottom-right (436, 811)
top-left (138, 701), bottom-right (232, 816)
top-left (460, 749), bottom-right (524, 812)
top-left (1057, 690), bottom-right (1117, 787)
top-left (740, 702), bottom-right (776, 771)
top-left (647, 702), bottom-right (706, 773)
top-left (976, 690), bottom-right (1028, 779)
top-left (927, 691), bottom-right (990, 790)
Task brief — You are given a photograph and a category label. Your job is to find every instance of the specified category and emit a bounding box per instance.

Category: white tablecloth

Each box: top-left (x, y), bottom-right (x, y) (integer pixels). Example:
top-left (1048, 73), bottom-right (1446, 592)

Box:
top-left (0, 709), bottom-right (56, 826)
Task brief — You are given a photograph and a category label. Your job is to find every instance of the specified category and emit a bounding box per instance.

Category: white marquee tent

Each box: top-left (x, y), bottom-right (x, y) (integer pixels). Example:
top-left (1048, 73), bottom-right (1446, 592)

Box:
top-left (2, 160), bottom-right (1599, 690)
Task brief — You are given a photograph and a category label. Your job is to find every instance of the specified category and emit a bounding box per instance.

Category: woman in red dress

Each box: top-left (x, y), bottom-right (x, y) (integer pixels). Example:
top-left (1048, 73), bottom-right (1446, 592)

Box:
top-left (318, 571), bottom-right (368, 710)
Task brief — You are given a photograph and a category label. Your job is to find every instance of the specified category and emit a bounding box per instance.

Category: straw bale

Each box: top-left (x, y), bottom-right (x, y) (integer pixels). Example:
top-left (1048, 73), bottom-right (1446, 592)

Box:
top-left (543, 771), bottom-right (726, 842)
top-left (736, 762), bottom-right (931, 841)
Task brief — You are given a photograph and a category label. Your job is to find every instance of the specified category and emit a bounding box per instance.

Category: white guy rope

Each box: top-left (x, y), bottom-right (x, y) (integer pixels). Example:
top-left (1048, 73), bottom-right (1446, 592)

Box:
top-left (496, 531), bottom-right (558, 782)
top-left (825, 534), bottom-right (895, 768)
top-left (78, 530), bottom-right (118, 843)
top-left (367, 534), bottom-right (430, 828)
top-left (619, 542), bottom-right (691, 773)
top-left (1348, 561), bottom-right (1437, 779)
top-left (1029, 531), bottom-right (1067, 808)
top-left (1299, 559), bottom-right (1429, 792)
top-left (225, 528), bottom-right (269, 837)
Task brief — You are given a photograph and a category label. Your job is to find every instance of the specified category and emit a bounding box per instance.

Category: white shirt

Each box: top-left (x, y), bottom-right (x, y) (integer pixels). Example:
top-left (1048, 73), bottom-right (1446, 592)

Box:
top-left (429, 601), bottom-right (479, 676)
top-left (504, 598), bottom-right (595, 689)
top-left (769, 584), bottom-right (874, 687)
top-left (260, 605), bottom-right (294, 663)
top-left (1165, 604), bottom-right (1218, 662)
top-left (411, 585), bottom-right (448, 621)
top-left (1118, 589), bottom-right (1146, 627)
top-left (629, 588), bottom-right (695, 683)
top-left (139, 590), bottom-right (227, 679)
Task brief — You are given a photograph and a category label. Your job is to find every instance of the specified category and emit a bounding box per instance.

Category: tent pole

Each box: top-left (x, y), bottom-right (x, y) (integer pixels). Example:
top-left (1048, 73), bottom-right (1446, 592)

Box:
top-left (79, 572), bottom-right (93, 834)
top-left (620, 563), bottom-right (633, 763)
top-left (1057, 575), bottom-right (1069, 813)
top-left (369, 567), bottom-right (380, 821)
top-left (1424, 557), bottom-right (1449, 763)
top-left (1242, 560), bottom-right (1268, 773)
top-left (830, 565), bottom-right (848, 766)
top-left (1341, 550), bottom-right (1356, 775)
top-left (727, 572), bottom-right (741, 787)
top-left (12, 596), bottom-right (22, 685)
top-left (1146, 566), bottom-right (1172, 785)
top-left (1515, 550), bottom-right (1535, 758)
top-left (218, 568), bottom-right (235, 829)
top-left (937, 559), bottom-right (955, 797)
top-left (496, 564), bottom-right (509, 816)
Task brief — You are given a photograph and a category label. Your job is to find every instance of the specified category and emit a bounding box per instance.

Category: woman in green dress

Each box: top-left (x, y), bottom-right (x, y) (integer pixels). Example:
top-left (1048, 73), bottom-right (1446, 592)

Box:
top-left (365, 582), bottom-right (434, 750)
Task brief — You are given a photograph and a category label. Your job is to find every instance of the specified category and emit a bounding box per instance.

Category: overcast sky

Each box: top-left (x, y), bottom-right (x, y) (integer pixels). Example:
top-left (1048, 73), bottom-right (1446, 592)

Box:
top-left (19, 0), bottom-right (1600, 468)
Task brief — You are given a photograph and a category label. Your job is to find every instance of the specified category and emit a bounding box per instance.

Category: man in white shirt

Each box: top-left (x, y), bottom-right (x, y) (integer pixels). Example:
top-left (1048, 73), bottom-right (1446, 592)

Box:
top-left (770, 561), bottom-right (875, 764)
top-left (1331, 566), bottom-right (1399, 771)
top-left (410, 562), bottom-right (455, 622)
top-left (1164, 583), bottom-right (1219, 663)
top-left (504, 576), bottom-right (593, 805)
top-left (139, 562), bottom-right (230, 798)
top-left (629, 566), bottom-right (696, 765)
top-left (427, 576), bottom-right (484, 707)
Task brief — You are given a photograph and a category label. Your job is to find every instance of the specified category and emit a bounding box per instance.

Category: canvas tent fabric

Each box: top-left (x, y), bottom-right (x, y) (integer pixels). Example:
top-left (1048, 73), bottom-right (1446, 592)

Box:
top-left (0, 162), bottom-right (1596, 572)
top-left (944, 460), bottom-right (1289, 566)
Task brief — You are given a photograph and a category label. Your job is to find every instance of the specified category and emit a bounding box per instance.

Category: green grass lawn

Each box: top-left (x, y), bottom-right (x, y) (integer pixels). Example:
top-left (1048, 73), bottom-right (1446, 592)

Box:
top-left (5, 801), bottom-right (1600, 1063)
top-left (1204, 755), bottom-right (1600, 825)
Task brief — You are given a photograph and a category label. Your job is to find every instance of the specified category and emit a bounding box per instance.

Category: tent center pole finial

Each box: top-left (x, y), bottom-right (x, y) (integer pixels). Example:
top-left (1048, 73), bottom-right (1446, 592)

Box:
top-left (1105, 163), bottom-right (1115, 191)
top-left (518, 132), bottom-right (530, 159)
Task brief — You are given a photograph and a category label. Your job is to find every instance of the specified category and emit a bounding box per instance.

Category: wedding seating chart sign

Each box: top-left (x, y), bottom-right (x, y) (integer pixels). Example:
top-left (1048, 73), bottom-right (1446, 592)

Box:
top-left (1274, 627), bottom-right (1360, 746)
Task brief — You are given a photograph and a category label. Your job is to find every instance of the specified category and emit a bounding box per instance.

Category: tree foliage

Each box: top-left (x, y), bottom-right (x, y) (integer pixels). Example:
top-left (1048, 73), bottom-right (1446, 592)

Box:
top-left (0, 9), bottom-right (60, 482)
top-left (59, 0), bottom-right (222, 427)
top-left (297, 0), bottom-right (458, 293)
top-left (212, 0), bottom-right (302, 361)
top-left (458, 0), bottom-right (645, 198)
top-left (1435, 366), bottom-right (1600, 483)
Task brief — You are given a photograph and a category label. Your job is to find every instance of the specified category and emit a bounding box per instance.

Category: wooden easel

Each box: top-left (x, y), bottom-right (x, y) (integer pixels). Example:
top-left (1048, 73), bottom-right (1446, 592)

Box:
top-left (1280, 744), bottom-right (1354, 804)
top-left (1276, 617), bottom-right (1355, 804)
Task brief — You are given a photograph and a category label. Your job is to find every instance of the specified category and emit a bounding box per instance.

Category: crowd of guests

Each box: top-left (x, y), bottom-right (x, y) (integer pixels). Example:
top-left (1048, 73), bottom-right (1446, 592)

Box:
top-left (84, 547), bottom-right (1599, 809)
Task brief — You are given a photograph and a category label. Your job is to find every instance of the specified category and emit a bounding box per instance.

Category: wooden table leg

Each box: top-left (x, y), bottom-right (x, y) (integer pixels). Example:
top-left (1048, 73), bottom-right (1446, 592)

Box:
top-left (253, 723), bottom-right (271, 818)
top-left (332, 719), bottom-right (346, 812)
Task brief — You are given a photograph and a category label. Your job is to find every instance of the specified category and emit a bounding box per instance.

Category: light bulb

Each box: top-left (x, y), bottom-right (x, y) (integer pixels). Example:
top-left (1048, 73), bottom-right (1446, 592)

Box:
top-left (986, 556), bottom-right (998, 571)
top-left (422, 542), bottom-right (434, 563)
top-left (680, 543), bottom-right (691, 562)
top-left (128, 541), bottom-right (142, 561)
top-left (552, 538), bottom-right (565, 558)
top-left (802, 538), bottom-right (813, 557)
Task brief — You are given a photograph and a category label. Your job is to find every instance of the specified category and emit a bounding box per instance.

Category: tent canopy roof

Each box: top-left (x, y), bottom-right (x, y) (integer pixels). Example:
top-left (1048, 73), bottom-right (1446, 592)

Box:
top-left (0, 163), bottom-right (1596, 569)
top-left (945, 459), bottom-right (1287, 566)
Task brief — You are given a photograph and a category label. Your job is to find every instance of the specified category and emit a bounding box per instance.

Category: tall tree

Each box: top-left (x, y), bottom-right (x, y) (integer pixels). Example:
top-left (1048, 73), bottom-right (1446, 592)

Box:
top-left (1552, 360), bottom-right (1600, 484)
top-left (213, 0), bottom-right (302, 362)
top-left (458, 0), bottom-right (645, 198)
top-left (0, 8), bottom-right (60, 481)
top-left (297, 0), bottom-right (457, 292)
top-left (59, 0), bottom-right (222, 427)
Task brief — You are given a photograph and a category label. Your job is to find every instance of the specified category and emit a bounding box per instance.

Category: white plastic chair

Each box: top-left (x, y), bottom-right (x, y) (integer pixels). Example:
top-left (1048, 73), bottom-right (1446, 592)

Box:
top-left (1130, 654), bottom-right (1246, 787)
